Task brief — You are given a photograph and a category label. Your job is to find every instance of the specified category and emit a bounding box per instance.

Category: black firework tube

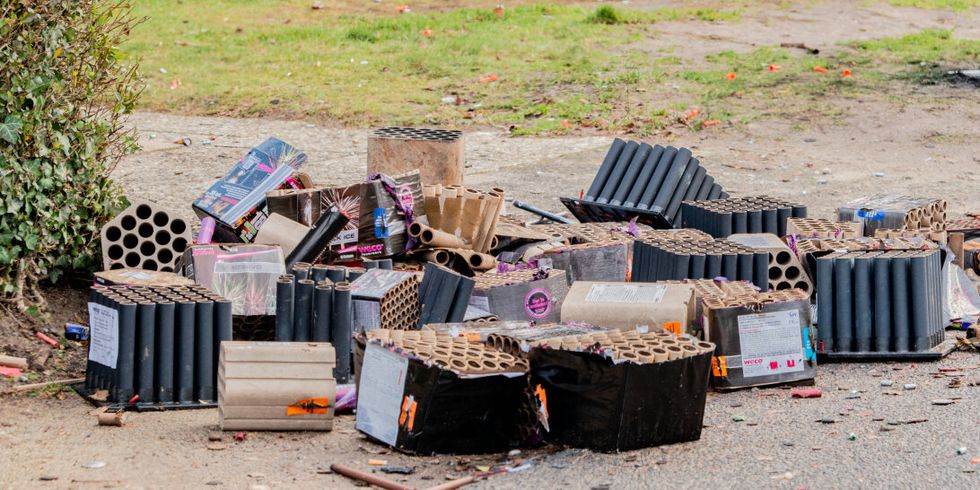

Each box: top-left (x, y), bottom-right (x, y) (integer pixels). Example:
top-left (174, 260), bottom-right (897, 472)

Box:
top-left (718, 211), bottom-right (734, 238)
top-left (815, 254), bottom-right (836, 352)
top-left (430, 272), bottom-right (461, 324)
top-left (331, 283), bottom-right (353, 383)
top-left (689, 253), bottom-right (707, 280)
top-left (681, 165), bottom-right (707, 203)
top-left (671, 250), bottom-right (691, 280)
top-left (311, 264), bottom-right (330, 283)
top-left (650, 148), bottom-right (691, 215)
top-left (776, 205), bottom-right (792, 237)
top-left (722, 251), bottom-right (738, 281)
top-left (291, 263), bottom-right (311, 281)
top-left (705, 252), bottom-right (723, 279)
top-left (348, 268), bottom-right (365, 282)
top-left (695, 175), bottom-right (714, 201)
top-left (630, 241), bottom-right (645, 281)
top-left (747, 209), bottom-right (763, 234)
top-left (753, 251), bottom-right (770, 291)
top-left (154, 298), bottom-right (175, 404)
top-left (285, 211), bottom-right (351, 269)
top-left (313, 282), bottom-right (334, 342)
top-left (636, 146), bottom-right (677, 210)
top-left (595, 141), bottom-right (638, 204)
top-left (418, 265), bottom-right (445, 327)
top-left (86, 288), bottom-right (105, 390)
top-left (447, 276), bottom-right (475, 323)
top-left (909, 253), bottom-right (930, 351)
top-left (650, 246), bottom-right (667, 280)
top-left (512, 200), bottom-right (573, 224)
top-left (326, 266), bottom-right (347, 284)
top-left (363, 259), bottom-right (380, 270)
top-left (928, 251), bottom-right (942, 347)
top-left (707, 183), bottom-right (723, 200)
top-left (720, 192), bottom-right (730, 199)
top-left (890, 254), bottom-right (911, 352)
top-left (585, 138), bottom-right (626, 201)
top-left (378, 259), bottom-right (393, 270)
top-left (293, 279), bottom-right (314, 342)
top-left (136, 300), bottom-right (156, 403)
top-left (610, 143), bottom-right (652, 206)
top-left (853, 254), bottom-right (874, 352)
top-left (174, 299), bottom-right (196, 403)
top-left (214, 298), bottom-right (233, 378)
top-left (275, 276), bottom-right (295, 342)
top-left (665, 157), bottom-right (701, 222)
top-left (624, 145), bottom-right (665, 208)
top-left (791, 204), bottom-right (807, 218)
top-left (194, 297), bottom-right (215, 402)
top-left (872, 254), bottom-right (893, 352)
top-left (737, 251), bottom-right (754, 284)
top-left (732, 209), bottom-right (748, 234)
top-left (833, 256), bottom-right (854, 352)
top-left (114, 299), bottom-right (138, 403)
top-left (762, 208), bottom-right (778, 235)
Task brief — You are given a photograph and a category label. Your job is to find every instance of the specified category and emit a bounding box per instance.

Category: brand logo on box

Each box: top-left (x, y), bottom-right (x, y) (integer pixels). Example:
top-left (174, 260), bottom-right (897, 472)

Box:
top-left (744, 358), bottom-right (763, 366)
top-left (525, 288), bottom-right (552, 319)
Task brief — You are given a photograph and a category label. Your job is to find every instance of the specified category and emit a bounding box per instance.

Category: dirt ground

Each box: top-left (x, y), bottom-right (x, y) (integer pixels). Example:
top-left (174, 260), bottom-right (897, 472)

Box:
top-left (2, 0), bottom-right (980, 488)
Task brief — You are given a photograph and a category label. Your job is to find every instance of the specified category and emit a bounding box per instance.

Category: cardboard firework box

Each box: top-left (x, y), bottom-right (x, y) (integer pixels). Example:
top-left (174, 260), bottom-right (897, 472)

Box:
top-left (357, 172), bottom-right (425, 259)
top-left (193, 138), bottom-right (308, 242)
top-left (469, 269), bottom-right (569, 324)
top-left (178, 244), bottom-right (286, 316)
top-left (321, 184), bottom-right (362, 261)
top-left (560, 282), bottom-right (697, 335)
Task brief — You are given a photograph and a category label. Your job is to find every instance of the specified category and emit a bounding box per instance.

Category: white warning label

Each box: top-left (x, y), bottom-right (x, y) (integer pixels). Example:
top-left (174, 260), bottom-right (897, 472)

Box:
top-left (737, 309), bottom-right (805, 378)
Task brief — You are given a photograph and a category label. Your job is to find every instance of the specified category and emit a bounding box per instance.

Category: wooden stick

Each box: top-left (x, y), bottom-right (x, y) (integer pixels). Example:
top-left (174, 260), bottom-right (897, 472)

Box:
top-left (1, 377), bottom-right (84, 394)
top-left (330, 463), bottom-right (413, 490)
top-left (425, 476), bottom-right (476, 490)
top-left (0, 354), bottom-right (28, 370)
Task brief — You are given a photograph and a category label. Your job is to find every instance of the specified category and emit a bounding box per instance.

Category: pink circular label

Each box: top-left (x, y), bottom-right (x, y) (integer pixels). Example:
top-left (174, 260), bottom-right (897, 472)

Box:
top-left (525, 288), bottom-right (552, 319)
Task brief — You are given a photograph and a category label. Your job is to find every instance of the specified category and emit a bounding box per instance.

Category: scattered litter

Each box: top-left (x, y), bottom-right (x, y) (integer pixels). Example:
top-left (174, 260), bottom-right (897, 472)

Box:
top-left (847, 433), bottom-right (857, 441)
top-left (97, 411), bottom-right (125, 427)
top-left (880, 380), bottom-right (894, 387)
top-left (379, 466), bottom-right (414, 475)
top-left (208, 431), bottom-right (223, 441)
top-left (791, 388), bottom-right (822, 398)
top-left (725, 72), bottom-right (737, 80)
top-left (903, 383), bottom-right (916, 390)
top-left (38, 476), bottom-right (57, 481)
top-left (174, 137), bottom-right (192, 146)
top-left (779, 42), bottom-right (819, 54)
top-left (207, 442), bottom-right (228, 451)
top-left (817, 417), bottom-right (836, 424)
top-left (368, 459), bottom-right (388, 466)
top-left (956, 447), bottom-right (968, 455)
top-left (732, 415), bottom-right (746, 422)
top-left (64, 323), bottom-right (89, 341)
top-left (508, 449), bottom-right (521, 457)
top-left (0, 366), bottom-right (22, 377)
top-left (931, 398), bottom-right (955, 406)
top-left (35, 331), bottom-right (59, 347)
top-left (479, 74), bottom-right (498, 83)
top-left (842, 69), bottom-right (852, 77)
top-left (81, 462), bottom-right (106, 470)
top-left (813, 66), bottom-right (829, 73)
top-left (233, 432), bottom-right (247, 442)
top-left (873, 172), bottom-right (885, 178)
top-left (768, 64), bottom-right (781, 72)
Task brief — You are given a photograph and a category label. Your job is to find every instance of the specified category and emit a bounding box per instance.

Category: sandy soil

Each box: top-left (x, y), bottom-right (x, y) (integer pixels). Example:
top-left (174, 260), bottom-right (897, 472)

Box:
top-left (2, 1), bottom-right (980, 488)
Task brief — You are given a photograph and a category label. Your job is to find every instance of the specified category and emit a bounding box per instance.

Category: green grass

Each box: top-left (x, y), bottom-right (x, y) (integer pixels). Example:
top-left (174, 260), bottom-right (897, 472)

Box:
top-left (125, 1), bottom-right (980, 134)
top-left (125, 1), bottom-right (740, 133)
top-left (889, 0), bottom-right (980, 10)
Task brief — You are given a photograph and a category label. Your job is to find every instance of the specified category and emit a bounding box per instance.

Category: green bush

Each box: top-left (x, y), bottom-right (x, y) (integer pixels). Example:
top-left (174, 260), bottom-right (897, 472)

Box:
top-left (588, 5), bottom-right (624, 25)
top-left (0, 1), bottom-right (142, 311)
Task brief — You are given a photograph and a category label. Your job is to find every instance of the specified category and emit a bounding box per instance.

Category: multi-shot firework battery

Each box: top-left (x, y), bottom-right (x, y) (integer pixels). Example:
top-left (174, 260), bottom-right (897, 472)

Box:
top-left (100, 200), bottom-right (191, 272)
top-left (631, 238), bottom-right (771, 290)
top-left (560, 139), bottom-right (727, 228)
top-left (418, 263), bottom-right (475, 326)
top-left (680, 196), bottom-right (807, 238)
top-left (815, 249), bottom-right (946, 358)
top-left (85, 284), bottom-right (233, 406)
top-left (837, 195), bottom-right (947, 237)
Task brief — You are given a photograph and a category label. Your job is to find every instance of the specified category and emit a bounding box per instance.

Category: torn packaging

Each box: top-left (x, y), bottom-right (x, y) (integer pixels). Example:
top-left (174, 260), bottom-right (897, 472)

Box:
top-left (355, 342), bottom-right (524, 454)
top-left (358, 172), bottom-right (425, 258)
top-left (529, 347), bottom-right (711, 452)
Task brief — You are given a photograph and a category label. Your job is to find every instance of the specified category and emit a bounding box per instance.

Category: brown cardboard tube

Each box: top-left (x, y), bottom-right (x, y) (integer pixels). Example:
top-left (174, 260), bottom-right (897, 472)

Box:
top-left (467, 251), bottom-right (497, 271)
top-left (98, 412), bottom-right (126, 427)
top-left (441, 186), bottom-right (463, 235)
top-left (408, 222), bottom-right (424, 238)
top-left (423, 185), bottom-right (442, 230)
top-left (489, 235), bottom-right (499, 251)
top-left (459, 189), bottom-right (485, 244)
top-left (666, 345), bottom-right (682, 360)
top-left (450, 358), bottom-right (468, 371)
top-left (681, 344), bottom-right (699, 358)
top-left (466, 359), bottom-right (482, 371)
top-left (636, 350), bottom-right (654, 363)
top-left (424, 249), bottom-right (452, 266)
top-left (481, 359), bottom-right (499, 371)
top-left (0, 355), bottom-right (28, 370)
top-left (652, 347), bottom-right (668, 363)
top-left (418, 224), bottom-right (468, 248)
top-left (473, 191), bottom-right (502, 253)
top-left (697, 341), bottom-right (716, 354)
top-left (426, 476), bottom-right (477, 490)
